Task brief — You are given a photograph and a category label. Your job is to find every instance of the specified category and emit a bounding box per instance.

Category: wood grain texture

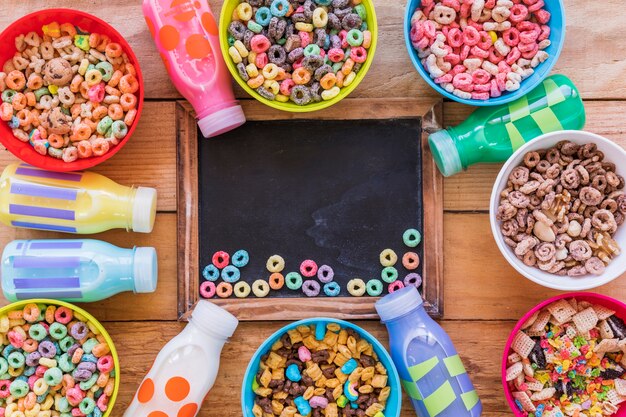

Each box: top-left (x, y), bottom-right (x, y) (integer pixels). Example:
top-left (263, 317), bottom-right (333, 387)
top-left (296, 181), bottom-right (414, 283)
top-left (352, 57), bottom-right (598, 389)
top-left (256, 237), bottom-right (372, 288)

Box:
top-left (443, 101), bottom-right (626, 212)
top-left (1, 0), bottom-right (625, 100)
top-left (108, 319), bottom-right (511, 417)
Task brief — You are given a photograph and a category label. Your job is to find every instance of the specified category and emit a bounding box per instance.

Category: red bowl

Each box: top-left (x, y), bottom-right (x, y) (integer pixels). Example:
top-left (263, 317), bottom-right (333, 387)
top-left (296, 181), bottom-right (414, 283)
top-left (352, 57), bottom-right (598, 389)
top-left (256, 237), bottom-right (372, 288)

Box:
top-left (502, 292), bottom-right (626, 416)
top-left (0, 8), bottom-right (144, 172)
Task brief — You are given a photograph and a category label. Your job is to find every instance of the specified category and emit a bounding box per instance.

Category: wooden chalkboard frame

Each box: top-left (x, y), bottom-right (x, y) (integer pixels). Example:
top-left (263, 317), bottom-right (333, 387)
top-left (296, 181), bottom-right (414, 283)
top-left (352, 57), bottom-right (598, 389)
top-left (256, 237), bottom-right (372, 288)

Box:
top-left (176, 98), bottom-right (444, 321)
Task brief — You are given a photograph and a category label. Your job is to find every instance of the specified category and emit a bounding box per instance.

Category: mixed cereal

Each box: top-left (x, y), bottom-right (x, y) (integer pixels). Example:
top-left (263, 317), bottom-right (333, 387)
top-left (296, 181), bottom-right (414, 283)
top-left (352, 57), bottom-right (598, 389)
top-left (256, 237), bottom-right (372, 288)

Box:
top-left (0, 303), bottom-right (116, 416)
top-left (227, 0), bottom-right (372, 106)
top-left (0, 22), bottom-right (140, 162)
top-left (507, 298), bottom-right (626, 417)
top-left (252, 322), bottom-right (391, 417)
top-left (410, 0), bottom-right (552, 100)
top-left (496, 141), bottom-right (625, 277)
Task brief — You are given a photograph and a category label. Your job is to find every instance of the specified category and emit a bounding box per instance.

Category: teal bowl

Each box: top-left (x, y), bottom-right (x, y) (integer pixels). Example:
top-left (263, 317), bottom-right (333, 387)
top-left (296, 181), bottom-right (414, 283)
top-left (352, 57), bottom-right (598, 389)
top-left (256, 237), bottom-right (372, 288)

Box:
top-left (241, 318), bottom-right (402, 416)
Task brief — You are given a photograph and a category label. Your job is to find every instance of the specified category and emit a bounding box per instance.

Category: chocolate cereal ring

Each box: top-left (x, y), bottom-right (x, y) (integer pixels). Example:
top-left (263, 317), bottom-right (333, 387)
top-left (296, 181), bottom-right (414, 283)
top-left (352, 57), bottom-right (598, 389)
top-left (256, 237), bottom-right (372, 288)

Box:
top-left (302, 280), bottom-right (321, 297)
top-left (402, 252), bottom-right (420, 270)
top-left (366, 279), bottom-right (383, 297)
top-left (323, 282), bottom-right (341, 297)
top-left (347, 278), bottom-right (366, 297)
top-left (317, 265), bottom-right (334, 283)
top-left (216, 282), bottom-right (233, 298)
top-left (234, 281), bottom-right (251, 298)
top-left (381, 267), bottom-right (399, 284)
top-left (379, 249), bottom-right (397, 267)
top-left (403, 228), bottom-right (422, 247)
top-left (199, 281), bottom-right (216, 299)
top-left (266, 255), bottom-right (285, 273)
top-left (269, 273), bottom-right (285, 290)
top-left (285, 272), bottom-right (303, 290)
top-left (252, 279), bottom-right (270, 297)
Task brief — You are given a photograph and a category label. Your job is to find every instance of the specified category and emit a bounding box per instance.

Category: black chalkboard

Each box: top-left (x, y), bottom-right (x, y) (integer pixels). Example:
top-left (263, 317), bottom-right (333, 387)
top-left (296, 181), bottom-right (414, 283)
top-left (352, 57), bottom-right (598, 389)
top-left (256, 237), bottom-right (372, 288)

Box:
top-left (198, 118), bottom-right (423, 298)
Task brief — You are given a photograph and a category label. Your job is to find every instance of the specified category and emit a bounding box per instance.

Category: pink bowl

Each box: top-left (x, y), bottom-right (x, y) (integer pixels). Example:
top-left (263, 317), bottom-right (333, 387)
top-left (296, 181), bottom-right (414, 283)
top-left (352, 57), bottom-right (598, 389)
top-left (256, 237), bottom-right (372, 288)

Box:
top-left (502, 292), bottom-right (626, 416)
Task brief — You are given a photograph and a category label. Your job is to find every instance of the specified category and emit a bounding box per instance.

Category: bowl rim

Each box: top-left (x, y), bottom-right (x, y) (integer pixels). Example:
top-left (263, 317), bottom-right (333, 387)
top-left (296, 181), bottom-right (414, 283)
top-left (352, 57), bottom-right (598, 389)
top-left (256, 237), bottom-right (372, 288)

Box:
top-left (489, 130), bottom-right (626, 290)
top-left (218, 0), bottom-right (378, 113)
top-left (500, 292), bottom-right (626, 416)
top-left (0, 8), bottom-right (145, 172)
top-left (240, 317), bottom-right (402, 417)
top-left (0, 299), bottom-right (121, 417)
top-left (403, 0), bottom-right (567, 107)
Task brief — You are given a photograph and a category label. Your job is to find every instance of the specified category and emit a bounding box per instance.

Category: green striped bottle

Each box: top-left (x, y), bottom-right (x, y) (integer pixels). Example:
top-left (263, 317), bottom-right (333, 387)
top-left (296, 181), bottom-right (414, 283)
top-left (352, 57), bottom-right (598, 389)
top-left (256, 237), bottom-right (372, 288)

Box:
top-left (429, 74), bottom-right (585, 177)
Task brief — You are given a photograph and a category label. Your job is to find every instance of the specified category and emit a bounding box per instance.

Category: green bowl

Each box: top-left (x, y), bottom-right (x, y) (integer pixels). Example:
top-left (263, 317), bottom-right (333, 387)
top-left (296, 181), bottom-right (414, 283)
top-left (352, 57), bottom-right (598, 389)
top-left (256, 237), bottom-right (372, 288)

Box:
top-left (219, 0), bottom-right (378, 113)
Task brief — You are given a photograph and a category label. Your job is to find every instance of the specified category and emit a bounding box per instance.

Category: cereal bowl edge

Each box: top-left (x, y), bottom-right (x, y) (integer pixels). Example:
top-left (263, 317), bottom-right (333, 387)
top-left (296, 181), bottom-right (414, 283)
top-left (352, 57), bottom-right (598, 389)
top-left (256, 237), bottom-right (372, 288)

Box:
top-left (0, 8), bottom-right (144, 172)
top-left (489, 130), bottom-right (626, 290)
top-left (0, 299), bottom-right (121, 417)
top-left (502, 292), bottom-right (626, 417)
top-left (241, 317), bottom-right (402, 417)
top-left (219, 0), bottom-right (378, 113)
top-left (403, 0), bottom-right (566, 106)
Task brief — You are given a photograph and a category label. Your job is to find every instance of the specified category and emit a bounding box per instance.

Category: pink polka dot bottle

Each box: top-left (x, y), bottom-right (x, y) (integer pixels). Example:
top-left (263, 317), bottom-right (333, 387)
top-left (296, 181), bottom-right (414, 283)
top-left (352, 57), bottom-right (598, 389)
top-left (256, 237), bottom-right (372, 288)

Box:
top-left (143, 0), bottom-right (246, 138)
top-left (123, 301), bottom-right (239, 417)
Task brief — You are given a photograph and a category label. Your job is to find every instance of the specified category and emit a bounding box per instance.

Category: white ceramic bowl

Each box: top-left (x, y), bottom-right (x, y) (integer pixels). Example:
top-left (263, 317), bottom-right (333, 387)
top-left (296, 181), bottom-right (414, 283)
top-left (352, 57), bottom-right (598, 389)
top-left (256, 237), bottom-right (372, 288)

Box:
top-left (490, 130), bottom-right (626, 290)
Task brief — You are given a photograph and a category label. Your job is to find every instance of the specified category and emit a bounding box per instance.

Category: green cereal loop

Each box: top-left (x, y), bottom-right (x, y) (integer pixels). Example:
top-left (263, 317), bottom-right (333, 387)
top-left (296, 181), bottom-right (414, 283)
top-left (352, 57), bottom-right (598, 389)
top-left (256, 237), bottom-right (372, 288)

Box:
top-left (347, 29), bottom-right (363, 47)
top-left (111, 120), bottom-right (128, 139)
top-left (57, 397), bottom-right (71, 413)
top-left (0, 358), bottom-right (8, 375)
top-left (227, 34), bottom-right (236, 46)
top-left (354, 4), bottom-right (367, 20)
top-left (7, 351), bottom-right (24, 369)
top-left (95, 61), bottom-right (114, 82)
top-left (285, 272), bottom-right (303, 290)
top-left (87, 64), bottom-right (96, 73)
top-left (58, 353), bottom-right (75, 373)
top-left (83, 338), bottom-right (99, 354)
top-left (97, 116), bottom-right (113, 135)
top-left (403, 228), bottom-right (422, 248)
top-left (304, 44), bottom-right (321, 57)
top-left (379, 249), bottom-right (397, 267)
top-left (1, 89), bottom-right (16, 103)
top-left (381, 267), bottom-right (399, 283)
top-left (79, 373), bottom-right (98, 390)
top-left (332, 62), bottom-right (343, 73)
top-left (366, 279), bottom-right (384, 296)
top-left (9, 379), bottom-right (29, 398)
top-left (79, 397), bottom-right (96, 415)
top-left (49, 147), bottom-right (63, 158)
top-left (277, 38), bottom-right (287, 46)
top-left (59, 336), bottom-right (76, 352)
top-left (247, 21), bottom-right (263, 33)
top-left (37, 303), bottom-right (47, 321)
top-left (34, 87), bottom-right (50, 102)
top-left (28, 323), bottom-right (47, 341)
top-left (61, 413), bottom-right (72, 417)
top-left (44, 367), bottom-right (63, 386)
top-left (49, 322), bottom-right (67, 340)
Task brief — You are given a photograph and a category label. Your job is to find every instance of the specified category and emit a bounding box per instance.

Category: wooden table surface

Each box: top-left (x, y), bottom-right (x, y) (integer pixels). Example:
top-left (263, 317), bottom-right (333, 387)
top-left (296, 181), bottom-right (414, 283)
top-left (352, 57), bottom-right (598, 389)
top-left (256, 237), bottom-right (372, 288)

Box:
top-left (1, 1), bottom-right (625, 416)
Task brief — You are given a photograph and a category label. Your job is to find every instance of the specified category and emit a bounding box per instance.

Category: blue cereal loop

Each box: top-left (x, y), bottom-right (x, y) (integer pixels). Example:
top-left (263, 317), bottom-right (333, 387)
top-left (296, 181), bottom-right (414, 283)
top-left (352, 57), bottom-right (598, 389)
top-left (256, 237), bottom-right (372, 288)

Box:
top-left (315, 322), bottom-right (326, 341)
top-left (286, 363), bottom-right (301, 382)
top-left (221, 265), bottom-right (241, 283)
top-left (294, 396), bottom-right (311, 416)
top-left (323, 282), bottom-right (340, 297)
top-left (202, 264), bottom-right (220, 281)
top-left (255, 7), bottom-right (272, 26)
top-left (232, 250), bottom-right (249, 268)
top-left (8, 116), bottom-right (19, 129)
top-left (270, 0), bottom-right (289, 17)
top-left (341, 358), bottom-right (358, 374)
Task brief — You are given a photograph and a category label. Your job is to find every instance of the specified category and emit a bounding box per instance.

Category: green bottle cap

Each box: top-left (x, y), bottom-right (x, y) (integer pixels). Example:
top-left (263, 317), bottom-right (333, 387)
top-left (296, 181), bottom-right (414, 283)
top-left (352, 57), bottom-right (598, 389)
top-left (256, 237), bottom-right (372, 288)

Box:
top-left (428, 130), bottom-right (463, 177)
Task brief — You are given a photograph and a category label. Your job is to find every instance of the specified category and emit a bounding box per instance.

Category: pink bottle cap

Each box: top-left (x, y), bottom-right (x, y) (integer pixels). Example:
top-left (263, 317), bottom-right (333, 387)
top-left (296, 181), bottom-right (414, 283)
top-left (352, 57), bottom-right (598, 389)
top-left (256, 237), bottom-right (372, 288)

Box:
top-left (198, 105), bottom-right (246, 138)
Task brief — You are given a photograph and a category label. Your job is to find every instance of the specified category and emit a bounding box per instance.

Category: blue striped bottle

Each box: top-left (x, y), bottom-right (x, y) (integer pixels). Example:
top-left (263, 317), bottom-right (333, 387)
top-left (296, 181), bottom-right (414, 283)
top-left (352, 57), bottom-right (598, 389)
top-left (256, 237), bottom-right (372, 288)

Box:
top-left (1, 239), bottom-right (157, 302)
top-left (375, 286), bottom-right (482, 417)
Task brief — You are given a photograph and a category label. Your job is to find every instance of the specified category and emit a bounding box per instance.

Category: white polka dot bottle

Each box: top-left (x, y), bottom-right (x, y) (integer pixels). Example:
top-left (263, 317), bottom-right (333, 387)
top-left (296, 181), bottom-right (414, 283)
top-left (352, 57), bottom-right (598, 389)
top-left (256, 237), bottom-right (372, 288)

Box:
top-left (143, 0), bottom-right (246, 138)
top-left (123, 301), bottom-right (239, 417)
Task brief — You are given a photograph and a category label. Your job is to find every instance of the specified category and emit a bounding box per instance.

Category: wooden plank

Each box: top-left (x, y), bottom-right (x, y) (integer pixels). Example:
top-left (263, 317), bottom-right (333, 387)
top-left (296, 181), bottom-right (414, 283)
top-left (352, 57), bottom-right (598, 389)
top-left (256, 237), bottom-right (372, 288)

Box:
top-left (179, 99), bottom-right (445, 320)
top-left (108, 319), bottom-right (511, 416)
top-left (0, 102), bottom-right (178, 212)
top-left (443, 213), bottom-right (626, 321)
top-left (4, 0), bottom-right (625, 101)
top-left (0, 213), bottom-right (179, 322)
top-left (442, 101), bottom-right (626, 212)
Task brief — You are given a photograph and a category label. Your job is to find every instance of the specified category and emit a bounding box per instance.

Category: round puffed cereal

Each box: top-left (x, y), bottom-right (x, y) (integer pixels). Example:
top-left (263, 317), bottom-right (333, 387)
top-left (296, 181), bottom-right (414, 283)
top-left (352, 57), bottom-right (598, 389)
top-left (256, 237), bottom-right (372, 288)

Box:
top-left (269, 273), bottom-right (285, 290)
top-left (232, 249), bottom-right (250, 268)
top-left (216, 282), bottom-right (233, 298)
top-left (302, 280), bottom-right (321, 297)
top-left (234, 281), bottom-right (252, 298)
top-left (252, 279), bottom-right (271, 297)
top-left (266, 255), bottom-right (285, 273)
top-left (347, 278), bottom-right (366, 297)
top-left (381, 267), bottom-right (399, 284)
top-left (379, 249), bottom-right (398, 267)
top-left (199, 281), bottom-right (216, 299)
top-left (285, 272), bottom-right (303, 290)
top-left (366, 279), bottom-right (384, 297)
top-left (300, 259), bottom-right (318, 277)
top-left (402, 252), bottom-right (420, 270)
top-left (323, 282), bottom-right (341, 297)
top-left (212, 251), bottom-right (230, 269)
top-left (403, 229), bottom-right (422, 248)
top-left (388, 280), bottom-right (405, 293)
top-left (403, 273), bottom-right (422, 288)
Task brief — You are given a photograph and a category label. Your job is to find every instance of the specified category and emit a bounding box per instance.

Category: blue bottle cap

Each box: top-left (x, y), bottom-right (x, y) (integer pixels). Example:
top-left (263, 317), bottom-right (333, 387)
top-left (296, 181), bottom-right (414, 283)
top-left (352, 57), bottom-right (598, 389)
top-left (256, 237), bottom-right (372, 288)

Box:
top-left (375, 285), bottom-right (423, 322)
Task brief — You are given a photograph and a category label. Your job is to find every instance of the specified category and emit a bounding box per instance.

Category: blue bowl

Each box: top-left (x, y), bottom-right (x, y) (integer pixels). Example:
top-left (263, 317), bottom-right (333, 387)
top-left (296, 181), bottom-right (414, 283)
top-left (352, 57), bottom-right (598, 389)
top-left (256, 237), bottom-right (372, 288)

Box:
top-left (404, 0), bottom-right (566, 106)
top-left (241, 318), bottom-right (402, 417)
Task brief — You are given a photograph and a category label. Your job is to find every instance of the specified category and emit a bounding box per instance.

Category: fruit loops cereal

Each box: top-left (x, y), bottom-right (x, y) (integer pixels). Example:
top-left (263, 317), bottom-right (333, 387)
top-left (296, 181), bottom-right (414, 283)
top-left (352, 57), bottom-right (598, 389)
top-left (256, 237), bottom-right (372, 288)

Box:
top-left (409, 0), bottom-right (551, 100)
top-left (0, 303), bottom-right (115, 416)
top-left (506, 298), bottom-right (626, 416)
top-left (496, 141), bottom-right (625, 277)
top-left (227, 0), bottom-right (372, 106)
top-left (251, 322), bottom-right (391, 417)
top-left (0, 22), bottom-right (140, 162)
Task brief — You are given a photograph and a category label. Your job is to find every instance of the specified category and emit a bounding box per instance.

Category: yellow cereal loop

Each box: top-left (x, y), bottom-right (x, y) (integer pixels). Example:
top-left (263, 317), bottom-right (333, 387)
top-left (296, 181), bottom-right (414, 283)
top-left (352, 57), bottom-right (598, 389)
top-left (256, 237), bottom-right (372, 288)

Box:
top-left (295, 22), bottom-right (314, 32)
top-left (275, 94), bottom-right (289, 102)
top-left (233, 40), bottom-right (249, 58)
top-left (262, 63), bottom-right (279, 80)
top-left (236, 2), bottom-right (253, 21)
top-left (228, 46), bottom-right (243, 64)
top-left (263, 80), bottom-right (280, 95)
top-left (379, 249), bottom-right (397, 266)
top-left (246, 63), bottom-right (259, 78)
top-left (312, 8), bottom-right (329, 28)
top-left (343, 71), bottom-right (357, 87)
top-left (266, 255), bottom-right (285, 273)
top-left (321, 86), bottom-right (340, 101)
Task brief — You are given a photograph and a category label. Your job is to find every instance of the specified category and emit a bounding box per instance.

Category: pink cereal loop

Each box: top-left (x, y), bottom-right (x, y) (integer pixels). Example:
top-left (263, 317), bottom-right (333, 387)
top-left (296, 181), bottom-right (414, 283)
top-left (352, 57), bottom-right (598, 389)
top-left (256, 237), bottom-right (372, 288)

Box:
top-left (200, 281), bottom-right (216, 299)
top-left (97, 395), bottom-right (109, 412)
top-left (452, 73), bottom-right (473, 91)
top-left (471, 91), bottom-right (490, 100)
top-left (66, 387), bottom-right (85, 406)
top-left (447, 28), bottom-right (463, 48)
top-left (35, 365), bottom-right (46, 377)
top-left (462, 26), bottom-right (480, 46)
top-left (0, 381), bottom-right (10, 398)
top-left (300, 260), bottom-right (318, 277)
top-left (502, 28), bottom-right (520, 46)
top-left (509, 4), bottom-right (529, 22)
top-left (423, 21), bottom-right (437, 38)
top-left (298, 346), bottom-right (312, 362)
top-left (505, 47), bottom-right (521, 65)
top-left (472, 69), bottom-right (491, 84)
top-left (28, 375), bottom-right (38, 390)
top-left (8, 331), bottom-right (24, 348)
top-left (388, 281), bottom-right (405, 293)
top-left (97, 355), bottom-right (114, 373)
top-left (250, 35), bottom-right (271, 53)
top-left (309, 396), bottom-right (329, 408)
top-left (71, 409), bottom-right (84, 417)
top-left (328, 48), bottom-right (345, 63)
top-left (471, 45), bottom-right (490, 59)
top-left (88, 83), bottom-right (105, 103)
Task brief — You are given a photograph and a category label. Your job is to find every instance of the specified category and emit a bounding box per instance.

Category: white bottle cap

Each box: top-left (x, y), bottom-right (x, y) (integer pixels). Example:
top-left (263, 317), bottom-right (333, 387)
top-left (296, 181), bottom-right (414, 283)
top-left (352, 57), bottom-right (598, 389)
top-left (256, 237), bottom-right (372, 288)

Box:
top-left (132, 187), bottom-right (157, 233)
top-left (375, 285), bottom-right (424, 322)
top-left (132, 247), bottom-right (158, 293)
top-left (198, 105), bottom-right (246, 138)
top-left (192, 300), bottom-right (239, 339)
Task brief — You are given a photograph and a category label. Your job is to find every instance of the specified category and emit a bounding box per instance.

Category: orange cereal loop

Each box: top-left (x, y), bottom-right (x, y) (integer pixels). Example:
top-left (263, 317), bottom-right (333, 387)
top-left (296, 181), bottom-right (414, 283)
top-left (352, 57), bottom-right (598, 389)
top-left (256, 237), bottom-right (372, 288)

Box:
top-left (96, 35), bottom-right (111, 52)
top-left (22, 303), bottom-right (39, 322)
top-left (91, 138), bottom-right (110, 156)
top-left (48, 134), bottom-right (65, 149)
top-left (96, 371), bottom-right (109, 388)
top-left (70, 75), bottom-right (83, 93)
top-left (45, 306), bottom-right (55, 324)
top-left (37, 124), bottom-right (47, 139)
top-left (89, 33), bottom-right (101, 49)
top-left (336, 71), bottom-right (345, 88)
top-left (0, 102), bottom-right (13, 121)
top-left (79, 82), bottom-right (89, 100)
top-left (8, 310), bottom-right (23, 320)
top-left (292, 67), bottom-right (311, 85)
top-left (25, 92), bottom-right (35, 107)
top-left (320, 73), bottom-right (337, 90)
top-left (107, 104), bottom-right (124, 121)
top-left (104, 379), bottom-right (115, 397)
top-left (60, 23), bottom-right (77, 37)
top-left (77, 140), bottom-right (93, 158)
top-left (92, 343), bottom-right (110, 357)
top-left (83, 118), bottom-right (97, 133)
top-left (26, 74), bottom-right (43, 90)
top-left (120, 93), bottom-right (137, 111)
top-left (165, 376), bottom-right (190, 402)
top-left (105, 43), bottom-right (123, 59)
top-left (70, 104), bottom-right (82, 119)
top-left (22, 339), bottom-right (38, 353)
top-left (269, 273), bottom-right (285, 290)
top-left (16, 110), bottom-right (31, 127)
top-left (124, 109), bottom-right (137, 126)
top-left (137, 378), bottom-right (155, 403)
top-left (178, 403), bottom-right (199, 417)
top-left (216, 282), bottom-right (233, 298)
top-left (92, 105), bottom-right (108, 120)
top-left (72, 123), bottom-right (92, 142)
top-left (119, 74), bottom-right (139, 94)
top-left (342, 58), bottom-right (354, 75)
top-left (6, 71), bottom-right (25, 91)
top-left (108, 70), bottom-right (123, 87)
top-left (124, 64), bottom-right (137, 77)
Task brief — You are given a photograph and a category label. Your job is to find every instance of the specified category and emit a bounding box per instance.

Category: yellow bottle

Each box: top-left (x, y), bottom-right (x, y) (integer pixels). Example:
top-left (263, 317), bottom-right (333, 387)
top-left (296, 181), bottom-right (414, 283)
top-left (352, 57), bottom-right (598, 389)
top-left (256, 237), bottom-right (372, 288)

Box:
top-left (0, 163), bottom-right (157, 234)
